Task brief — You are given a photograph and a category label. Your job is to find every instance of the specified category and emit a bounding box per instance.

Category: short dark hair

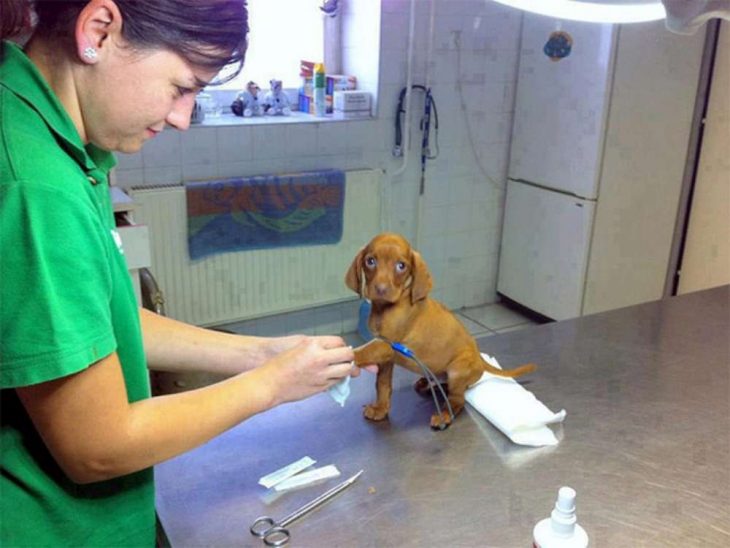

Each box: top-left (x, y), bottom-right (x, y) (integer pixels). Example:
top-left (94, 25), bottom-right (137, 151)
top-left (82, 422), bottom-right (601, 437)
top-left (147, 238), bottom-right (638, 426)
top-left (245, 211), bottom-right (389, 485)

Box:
top-left (1, 0), bottom-right (33, 39)
top-left (3, 1), bottom-right (249, 84)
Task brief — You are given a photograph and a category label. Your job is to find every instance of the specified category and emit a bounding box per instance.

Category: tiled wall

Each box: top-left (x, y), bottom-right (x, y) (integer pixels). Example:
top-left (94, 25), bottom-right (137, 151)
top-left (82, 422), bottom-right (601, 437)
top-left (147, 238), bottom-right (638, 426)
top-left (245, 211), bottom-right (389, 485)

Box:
top-left (114, 0), bottom-right (522, 322)
top-left (377, 0), bottom-right (521, 308)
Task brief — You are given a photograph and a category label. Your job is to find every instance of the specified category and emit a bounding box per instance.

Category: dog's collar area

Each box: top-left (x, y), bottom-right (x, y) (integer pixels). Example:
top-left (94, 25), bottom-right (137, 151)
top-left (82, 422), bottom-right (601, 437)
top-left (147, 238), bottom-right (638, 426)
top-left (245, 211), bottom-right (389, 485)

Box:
top-left (374, 336), bottom-right (454, 429)
top-left (369, 299), bottom-right (396, 312)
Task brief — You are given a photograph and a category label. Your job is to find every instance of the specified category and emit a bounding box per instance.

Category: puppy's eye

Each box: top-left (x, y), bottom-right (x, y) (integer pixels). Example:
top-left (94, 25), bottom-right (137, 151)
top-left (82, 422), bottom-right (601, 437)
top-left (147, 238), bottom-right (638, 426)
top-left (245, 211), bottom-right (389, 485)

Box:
top-left (365, 257), bottom-right (377, 268)
top-left (395, 261), bottom-right (407, 273)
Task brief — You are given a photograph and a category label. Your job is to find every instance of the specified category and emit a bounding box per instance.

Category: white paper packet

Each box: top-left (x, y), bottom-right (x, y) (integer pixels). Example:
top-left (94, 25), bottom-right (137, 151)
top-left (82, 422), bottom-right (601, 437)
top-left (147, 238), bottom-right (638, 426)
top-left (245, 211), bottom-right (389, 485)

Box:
top-left (273, 465), bottom-right (341, 492)
top-left (258, 456), bottom-right (316, 489)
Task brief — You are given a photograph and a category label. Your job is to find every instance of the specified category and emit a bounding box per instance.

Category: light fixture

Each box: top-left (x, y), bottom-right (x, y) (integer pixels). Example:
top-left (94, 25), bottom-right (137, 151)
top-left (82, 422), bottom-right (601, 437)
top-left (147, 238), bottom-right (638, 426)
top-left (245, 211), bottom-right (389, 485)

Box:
top-left (491, 0), bottom-right (666, 24)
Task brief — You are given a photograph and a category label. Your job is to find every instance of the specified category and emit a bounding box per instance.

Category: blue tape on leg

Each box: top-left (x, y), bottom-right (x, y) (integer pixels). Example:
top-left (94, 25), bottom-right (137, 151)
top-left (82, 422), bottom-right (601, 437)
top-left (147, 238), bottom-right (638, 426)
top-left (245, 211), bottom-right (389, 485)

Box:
top-left (391, 342), bottom-right (415, 359)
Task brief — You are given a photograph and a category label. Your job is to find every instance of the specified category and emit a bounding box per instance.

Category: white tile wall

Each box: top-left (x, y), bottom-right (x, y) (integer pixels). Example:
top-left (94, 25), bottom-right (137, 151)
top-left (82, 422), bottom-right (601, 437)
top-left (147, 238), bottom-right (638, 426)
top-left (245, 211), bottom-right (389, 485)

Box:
top-left (115, 0), bottom-right (523, 317)
top-left (142, 130), bottom-right (181, 168)
top-left (181, 128), bottom-right (218, 166)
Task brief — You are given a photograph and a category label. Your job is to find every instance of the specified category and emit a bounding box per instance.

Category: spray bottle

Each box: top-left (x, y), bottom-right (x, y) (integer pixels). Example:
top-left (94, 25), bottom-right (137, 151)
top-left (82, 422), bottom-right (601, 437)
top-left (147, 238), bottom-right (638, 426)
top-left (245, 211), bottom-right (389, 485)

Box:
top-left (533, 486), bottom-right (589, 548)
top-left (313, 62), bottom-right (326, 117)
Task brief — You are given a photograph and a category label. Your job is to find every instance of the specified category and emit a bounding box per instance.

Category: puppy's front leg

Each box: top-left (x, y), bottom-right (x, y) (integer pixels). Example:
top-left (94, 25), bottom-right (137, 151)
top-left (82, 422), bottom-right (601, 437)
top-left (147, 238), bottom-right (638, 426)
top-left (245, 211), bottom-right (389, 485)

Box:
top-left (353, 338), bottom-right (394, 367)
top-left (364, 361), bottom-right (394, 421)
top-left (353, 340), bottom-right (395, 421)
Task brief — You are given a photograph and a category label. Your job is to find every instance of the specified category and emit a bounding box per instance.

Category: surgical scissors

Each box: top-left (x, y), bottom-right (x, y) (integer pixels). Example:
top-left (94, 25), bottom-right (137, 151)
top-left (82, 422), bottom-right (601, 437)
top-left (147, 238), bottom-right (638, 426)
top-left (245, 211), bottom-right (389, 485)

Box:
top-left (249, 470), bottom-right (363, 546)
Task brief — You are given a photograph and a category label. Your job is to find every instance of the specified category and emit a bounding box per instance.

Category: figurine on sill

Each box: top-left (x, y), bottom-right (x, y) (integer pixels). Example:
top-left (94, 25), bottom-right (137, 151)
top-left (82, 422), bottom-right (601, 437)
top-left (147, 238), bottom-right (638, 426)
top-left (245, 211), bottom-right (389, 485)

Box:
top-left (231, 81), bottom-right (263, 117)
top-left (263, 79), bottom-right (291, 116)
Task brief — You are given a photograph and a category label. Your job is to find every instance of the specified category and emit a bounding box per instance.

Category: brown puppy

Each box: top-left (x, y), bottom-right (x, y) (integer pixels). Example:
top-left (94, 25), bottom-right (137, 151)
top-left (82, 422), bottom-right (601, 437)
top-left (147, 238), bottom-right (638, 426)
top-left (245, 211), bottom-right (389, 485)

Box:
top-left (345, 232), bottom-right (536, 429)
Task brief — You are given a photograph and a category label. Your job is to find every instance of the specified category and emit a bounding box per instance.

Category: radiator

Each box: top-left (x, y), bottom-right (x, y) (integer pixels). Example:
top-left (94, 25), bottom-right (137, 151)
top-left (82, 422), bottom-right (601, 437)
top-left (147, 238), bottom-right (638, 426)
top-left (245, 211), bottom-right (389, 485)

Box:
top-left (129, 169), bottom-right (382, 326)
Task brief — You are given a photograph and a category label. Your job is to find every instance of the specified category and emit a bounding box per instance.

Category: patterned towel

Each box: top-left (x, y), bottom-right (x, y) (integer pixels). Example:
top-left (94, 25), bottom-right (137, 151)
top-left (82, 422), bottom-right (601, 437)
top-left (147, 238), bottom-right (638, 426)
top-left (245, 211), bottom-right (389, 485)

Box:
top-left (186, 170), bottom-right (345, 260)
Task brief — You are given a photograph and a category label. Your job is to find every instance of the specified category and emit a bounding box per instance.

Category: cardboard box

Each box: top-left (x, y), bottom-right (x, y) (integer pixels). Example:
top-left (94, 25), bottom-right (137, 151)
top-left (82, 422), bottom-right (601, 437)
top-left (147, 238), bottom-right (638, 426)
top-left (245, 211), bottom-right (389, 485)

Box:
top-left (300, 60), bottom-right (315, 78)
top-left (326, 74), bottom-right (357, 95)
top-left (332, 109), bottom-right (372, 120)
top-left (333, 90), bottom-right (371, 112)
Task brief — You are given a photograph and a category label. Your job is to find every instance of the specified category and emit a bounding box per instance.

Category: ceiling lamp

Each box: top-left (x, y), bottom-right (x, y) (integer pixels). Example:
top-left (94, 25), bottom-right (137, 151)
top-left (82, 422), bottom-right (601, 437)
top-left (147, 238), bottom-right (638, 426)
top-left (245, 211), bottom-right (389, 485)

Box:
top-left (491, 0), bottom-right (666, 24)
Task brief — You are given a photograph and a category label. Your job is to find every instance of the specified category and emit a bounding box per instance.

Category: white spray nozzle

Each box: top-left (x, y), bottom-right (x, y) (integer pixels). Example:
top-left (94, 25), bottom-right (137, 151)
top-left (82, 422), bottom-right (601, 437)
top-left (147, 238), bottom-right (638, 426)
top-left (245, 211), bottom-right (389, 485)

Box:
top-left (557, 486), bottom-right (577, 513)
top-left (534, 486), bottom-right (589, 548)
top-left (551, 485), bottom-right (578, 536)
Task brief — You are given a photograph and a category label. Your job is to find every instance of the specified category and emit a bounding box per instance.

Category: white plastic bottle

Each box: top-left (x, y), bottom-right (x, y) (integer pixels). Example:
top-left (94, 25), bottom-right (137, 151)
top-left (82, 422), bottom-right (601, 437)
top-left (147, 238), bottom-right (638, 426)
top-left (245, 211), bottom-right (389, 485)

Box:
top-left (533, 486), bottom-right (589, 548)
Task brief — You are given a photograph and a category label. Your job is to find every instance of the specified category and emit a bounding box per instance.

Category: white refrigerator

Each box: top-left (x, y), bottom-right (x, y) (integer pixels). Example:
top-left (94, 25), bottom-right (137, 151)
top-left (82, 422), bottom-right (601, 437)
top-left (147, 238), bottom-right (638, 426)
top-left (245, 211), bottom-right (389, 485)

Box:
top-left (497, 15), bottom-right (707, 321)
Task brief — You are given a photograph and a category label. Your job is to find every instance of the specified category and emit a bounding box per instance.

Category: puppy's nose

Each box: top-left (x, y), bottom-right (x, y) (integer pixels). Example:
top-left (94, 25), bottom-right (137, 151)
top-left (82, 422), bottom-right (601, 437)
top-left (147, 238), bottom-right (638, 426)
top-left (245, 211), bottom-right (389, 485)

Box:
top-left (374, 283), bottom-right (388, 297)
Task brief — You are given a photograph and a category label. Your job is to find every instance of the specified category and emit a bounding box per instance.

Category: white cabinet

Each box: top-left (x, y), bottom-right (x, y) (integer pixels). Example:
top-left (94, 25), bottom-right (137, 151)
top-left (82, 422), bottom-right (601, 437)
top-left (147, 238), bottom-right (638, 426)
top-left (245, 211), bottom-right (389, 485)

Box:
top-left (498, 17), bottom-right (707, 320)
top-left (500, 180), bottom-right (595, 319)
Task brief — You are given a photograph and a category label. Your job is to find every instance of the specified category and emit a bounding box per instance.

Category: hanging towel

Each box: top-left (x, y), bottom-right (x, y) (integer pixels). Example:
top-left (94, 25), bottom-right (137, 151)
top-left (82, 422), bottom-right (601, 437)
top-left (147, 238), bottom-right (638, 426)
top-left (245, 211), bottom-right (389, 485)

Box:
top-left (186, 170), bottom-right (345, 260)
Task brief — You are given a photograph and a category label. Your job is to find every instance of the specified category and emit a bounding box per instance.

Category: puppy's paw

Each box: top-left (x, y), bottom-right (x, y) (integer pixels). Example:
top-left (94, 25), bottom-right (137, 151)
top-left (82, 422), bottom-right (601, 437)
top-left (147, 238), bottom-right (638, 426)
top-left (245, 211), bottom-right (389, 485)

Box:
top-left (363, 403), bottom-right (389, 421)
top-left (413, 377), bottom-right (430, 396)
top-left (414, 378), bottom-right (449, 398)
top-left (430, 410), bottom-right (452, 430)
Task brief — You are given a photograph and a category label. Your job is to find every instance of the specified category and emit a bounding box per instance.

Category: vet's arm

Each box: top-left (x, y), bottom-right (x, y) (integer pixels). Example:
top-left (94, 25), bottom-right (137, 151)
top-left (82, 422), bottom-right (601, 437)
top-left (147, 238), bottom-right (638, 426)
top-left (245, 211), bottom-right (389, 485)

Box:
top-left (140, 308), bottom-right (343, 376)
top-left (16, 340), bottom-right (355, 484)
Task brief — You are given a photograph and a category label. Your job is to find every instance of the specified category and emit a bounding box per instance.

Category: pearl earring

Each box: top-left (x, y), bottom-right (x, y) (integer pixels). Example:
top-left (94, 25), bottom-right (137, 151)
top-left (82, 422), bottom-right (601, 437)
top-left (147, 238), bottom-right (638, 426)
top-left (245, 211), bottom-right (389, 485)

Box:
top-left (83, 47), bottom-right (98, 60)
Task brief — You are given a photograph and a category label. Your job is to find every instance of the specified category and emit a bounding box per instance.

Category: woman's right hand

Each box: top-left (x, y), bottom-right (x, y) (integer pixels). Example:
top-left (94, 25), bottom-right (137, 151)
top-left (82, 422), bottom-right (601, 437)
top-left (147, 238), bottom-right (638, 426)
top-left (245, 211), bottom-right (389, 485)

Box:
top-left (260, 336), bottom-right (356, 405)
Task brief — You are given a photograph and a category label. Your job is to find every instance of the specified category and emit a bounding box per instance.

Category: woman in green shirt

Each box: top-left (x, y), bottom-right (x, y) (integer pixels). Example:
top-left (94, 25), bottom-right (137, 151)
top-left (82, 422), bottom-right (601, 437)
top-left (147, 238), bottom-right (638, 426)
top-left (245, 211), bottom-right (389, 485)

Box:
top-left (0, 1), bottom-right (361, 545)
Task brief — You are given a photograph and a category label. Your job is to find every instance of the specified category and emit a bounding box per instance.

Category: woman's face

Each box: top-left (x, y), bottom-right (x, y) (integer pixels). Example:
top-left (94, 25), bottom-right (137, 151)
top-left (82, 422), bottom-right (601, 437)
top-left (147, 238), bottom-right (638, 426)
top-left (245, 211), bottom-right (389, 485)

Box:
top-left (76, 41), bottom-right (218, 153)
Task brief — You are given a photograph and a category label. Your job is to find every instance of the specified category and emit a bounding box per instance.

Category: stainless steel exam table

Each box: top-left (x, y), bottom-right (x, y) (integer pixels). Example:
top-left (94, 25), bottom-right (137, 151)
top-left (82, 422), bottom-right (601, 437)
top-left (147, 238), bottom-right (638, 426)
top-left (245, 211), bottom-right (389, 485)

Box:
top-left (155, 285), bottom-right (729, 547)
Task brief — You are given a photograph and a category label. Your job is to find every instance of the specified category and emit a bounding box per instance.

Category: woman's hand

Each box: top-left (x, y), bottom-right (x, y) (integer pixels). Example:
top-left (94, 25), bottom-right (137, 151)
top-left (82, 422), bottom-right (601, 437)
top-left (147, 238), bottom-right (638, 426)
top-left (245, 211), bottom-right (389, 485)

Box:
top-left (260, 336), bottom-right (359, 405)
top-left (140, 310), bottom-right (360, 377)
top-left (261, 334), bottom-right (344, 359)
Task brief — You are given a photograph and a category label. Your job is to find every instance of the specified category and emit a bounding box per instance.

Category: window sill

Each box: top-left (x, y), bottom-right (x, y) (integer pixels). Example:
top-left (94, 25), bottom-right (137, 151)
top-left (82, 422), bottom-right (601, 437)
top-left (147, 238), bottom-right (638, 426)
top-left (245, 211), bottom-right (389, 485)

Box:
top-left (189, 111), bottom-right (374, 128)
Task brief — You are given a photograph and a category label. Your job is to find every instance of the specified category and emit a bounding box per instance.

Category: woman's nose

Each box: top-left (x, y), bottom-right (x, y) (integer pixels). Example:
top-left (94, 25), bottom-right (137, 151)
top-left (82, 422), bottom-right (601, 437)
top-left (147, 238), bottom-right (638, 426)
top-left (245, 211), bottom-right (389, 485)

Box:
top-left (166, 95), bottom-right (195, 131)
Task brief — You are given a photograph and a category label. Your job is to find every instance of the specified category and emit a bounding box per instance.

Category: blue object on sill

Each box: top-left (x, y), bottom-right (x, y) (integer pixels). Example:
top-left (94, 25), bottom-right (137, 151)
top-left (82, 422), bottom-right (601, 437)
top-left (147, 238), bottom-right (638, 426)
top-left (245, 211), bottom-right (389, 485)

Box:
top-left (358, 300), bottom-right (373, 342)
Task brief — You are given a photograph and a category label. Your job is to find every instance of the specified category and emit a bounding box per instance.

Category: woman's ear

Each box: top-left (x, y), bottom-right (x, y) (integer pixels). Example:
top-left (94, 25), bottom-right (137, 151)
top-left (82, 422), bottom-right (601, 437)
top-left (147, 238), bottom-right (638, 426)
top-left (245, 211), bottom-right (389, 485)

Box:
top-left (345, 247), bottom-right (367, 297)
top-left (410, 251), bottom-right (433, 303)
top-left (74, 0), bottom-right (122, 65)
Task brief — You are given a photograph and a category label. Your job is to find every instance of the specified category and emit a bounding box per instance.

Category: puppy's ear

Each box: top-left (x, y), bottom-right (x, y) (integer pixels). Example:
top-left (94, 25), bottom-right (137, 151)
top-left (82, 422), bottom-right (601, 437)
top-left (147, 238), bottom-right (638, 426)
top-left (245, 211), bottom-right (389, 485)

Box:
top-left (410, 251), bottom-right (433, 303)
top-left (345, 246), bottom-right (367, 296)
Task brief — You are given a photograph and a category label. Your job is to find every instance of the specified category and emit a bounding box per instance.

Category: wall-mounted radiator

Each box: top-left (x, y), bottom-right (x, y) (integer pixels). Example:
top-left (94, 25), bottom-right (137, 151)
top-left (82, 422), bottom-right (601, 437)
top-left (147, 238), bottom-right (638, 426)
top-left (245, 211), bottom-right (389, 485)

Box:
top-left (129, 169), bottom-right (382, 327)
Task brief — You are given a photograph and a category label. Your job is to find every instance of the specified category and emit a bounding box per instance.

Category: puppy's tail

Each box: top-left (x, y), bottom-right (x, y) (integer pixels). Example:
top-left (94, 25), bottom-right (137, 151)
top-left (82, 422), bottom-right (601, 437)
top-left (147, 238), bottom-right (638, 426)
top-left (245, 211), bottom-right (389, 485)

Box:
top-left (479, 356), bottom-right (536, 378)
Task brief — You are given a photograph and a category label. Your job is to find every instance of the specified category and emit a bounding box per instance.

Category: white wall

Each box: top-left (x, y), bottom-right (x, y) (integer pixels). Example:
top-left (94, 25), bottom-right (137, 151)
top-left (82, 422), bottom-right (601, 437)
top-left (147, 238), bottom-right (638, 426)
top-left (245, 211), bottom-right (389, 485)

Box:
top-left (113, 0), bottom-right (523, 311)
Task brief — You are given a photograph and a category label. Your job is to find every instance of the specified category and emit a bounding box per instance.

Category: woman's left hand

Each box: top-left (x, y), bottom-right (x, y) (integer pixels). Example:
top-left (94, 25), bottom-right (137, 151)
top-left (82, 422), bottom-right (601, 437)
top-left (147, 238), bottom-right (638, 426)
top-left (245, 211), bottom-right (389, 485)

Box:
top-left (262, 335), bottom-right (362, 377)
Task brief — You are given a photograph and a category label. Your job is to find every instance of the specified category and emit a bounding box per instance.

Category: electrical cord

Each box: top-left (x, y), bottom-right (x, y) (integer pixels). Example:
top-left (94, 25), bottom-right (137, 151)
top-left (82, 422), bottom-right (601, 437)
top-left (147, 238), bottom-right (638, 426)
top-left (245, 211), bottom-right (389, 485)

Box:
top-left (453, 30), bottom-right (503, 189)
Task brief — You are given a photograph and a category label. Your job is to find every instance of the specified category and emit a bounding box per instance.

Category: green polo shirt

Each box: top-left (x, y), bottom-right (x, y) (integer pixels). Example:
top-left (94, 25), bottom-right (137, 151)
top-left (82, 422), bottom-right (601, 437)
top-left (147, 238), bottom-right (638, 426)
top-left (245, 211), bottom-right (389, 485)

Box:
top-left (1, 42), bottom-right (154, 546)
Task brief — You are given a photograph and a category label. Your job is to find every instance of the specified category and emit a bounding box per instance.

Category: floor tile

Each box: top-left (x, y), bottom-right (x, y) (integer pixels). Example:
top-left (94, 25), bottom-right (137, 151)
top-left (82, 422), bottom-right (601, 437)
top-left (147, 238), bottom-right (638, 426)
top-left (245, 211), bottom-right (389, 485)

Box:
top-left (494, 323), bottom-right (537, 334)
top-left (455, 313), bottom-right (494, 338)
top-left (473, 331), bottom-right (496, 342)
top-left (460, 303), bottom-right (536, 331)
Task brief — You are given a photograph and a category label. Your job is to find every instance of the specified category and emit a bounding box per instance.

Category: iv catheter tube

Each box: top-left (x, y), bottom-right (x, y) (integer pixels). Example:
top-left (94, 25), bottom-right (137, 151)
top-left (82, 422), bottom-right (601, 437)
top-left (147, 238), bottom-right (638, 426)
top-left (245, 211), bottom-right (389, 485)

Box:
top-left (388, 341), bottom-right (455, 429)
top-left (413, 356), bottom-right (454, 429)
